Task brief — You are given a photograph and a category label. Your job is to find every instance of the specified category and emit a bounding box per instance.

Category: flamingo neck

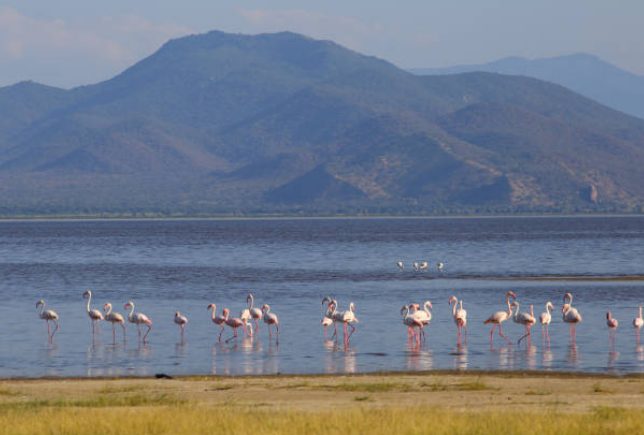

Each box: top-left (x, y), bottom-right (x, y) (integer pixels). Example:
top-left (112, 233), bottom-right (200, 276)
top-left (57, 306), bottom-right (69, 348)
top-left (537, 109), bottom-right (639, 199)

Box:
top-left (127, 303), bottom-right (135, 319)
top-left (450, 299), bottom-right (457, 316)
top-left (105, 305), bottom-right (112, 316)
top-left (38, 303), bottom-right (45, 317)
top-left (209, 306), bottom-right (216, 320)
top-left (248, 295), bottom-right (254, 310)
top-left (639, 306), bottom-right (643, 319)
top-left (85, 293), bottom-right (91, 313)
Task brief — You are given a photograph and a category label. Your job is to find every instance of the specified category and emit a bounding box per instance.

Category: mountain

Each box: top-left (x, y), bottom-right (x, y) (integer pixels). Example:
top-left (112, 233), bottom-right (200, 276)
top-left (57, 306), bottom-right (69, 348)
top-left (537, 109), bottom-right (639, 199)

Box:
top-left (411, 53), bottom-right (644, 120)
top-left (0, 32), bottom-right (643, 216)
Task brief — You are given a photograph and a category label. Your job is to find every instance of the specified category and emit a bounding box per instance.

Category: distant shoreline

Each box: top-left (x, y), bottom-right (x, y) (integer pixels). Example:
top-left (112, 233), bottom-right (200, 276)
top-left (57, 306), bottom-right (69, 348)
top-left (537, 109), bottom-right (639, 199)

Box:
top-left (0, 213), bottom-right (643, 222)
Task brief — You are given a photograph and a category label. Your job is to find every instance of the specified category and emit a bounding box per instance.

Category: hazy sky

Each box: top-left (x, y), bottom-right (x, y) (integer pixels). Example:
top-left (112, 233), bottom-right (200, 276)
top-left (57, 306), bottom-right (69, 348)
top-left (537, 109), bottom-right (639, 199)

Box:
top-left (2, 1), bottom-right (643, 88)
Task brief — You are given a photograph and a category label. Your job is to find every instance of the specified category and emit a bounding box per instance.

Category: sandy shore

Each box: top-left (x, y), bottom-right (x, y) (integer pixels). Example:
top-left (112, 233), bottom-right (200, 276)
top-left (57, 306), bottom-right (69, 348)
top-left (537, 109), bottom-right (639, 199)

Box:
top-left (2, 371), bottom-right (642, 412)
top-left (1, 371), bottom-right (642, 434)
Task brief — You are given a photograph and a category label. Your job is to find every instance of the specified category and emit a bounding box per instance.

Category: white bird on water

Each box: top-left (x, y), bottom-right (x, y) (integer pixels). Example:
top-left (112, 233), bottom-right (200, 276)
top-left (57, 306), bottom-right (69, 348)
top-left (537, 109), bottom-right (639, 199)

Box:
top-left (36, 299), bottom-right (59, 342)
top-left (82, 289), bottom-right (104, 335)
top-left (174, 311), bottom-right (188, 341)
top-left (395, 261), bottom-right (404, 271)
top-left (437, 262), bottom-right (445, 272)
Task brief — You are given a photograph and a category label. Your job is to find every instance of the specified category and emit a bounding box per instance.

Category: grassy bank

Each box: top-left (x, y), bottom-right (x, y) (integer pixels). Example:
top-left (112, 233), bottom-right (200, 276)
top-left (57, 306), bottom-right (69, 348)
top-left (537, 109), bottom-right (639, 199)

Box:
top-left (0, 372), bottom-right (642, 434)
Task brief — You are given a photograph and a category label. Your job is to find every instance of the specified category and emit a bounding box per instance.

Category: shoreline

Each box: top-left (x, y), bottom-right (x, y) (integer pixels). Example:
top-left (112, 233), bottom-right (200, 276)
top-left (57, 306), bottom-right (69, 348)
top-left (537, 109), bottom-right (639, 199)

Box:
top-left (1, 213), bottom-right (643, 222)
top-left (2, 369), bottom-right (643, 382)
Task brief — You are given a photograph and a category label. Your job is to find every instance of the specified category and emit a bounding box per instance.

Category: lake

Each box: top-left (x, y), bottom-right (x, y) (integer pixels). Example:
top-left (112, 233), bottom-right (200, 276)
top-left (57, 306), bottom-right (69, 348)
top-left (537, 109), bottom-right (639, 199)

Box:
top-left (0, 216), bottom-right (642, 377)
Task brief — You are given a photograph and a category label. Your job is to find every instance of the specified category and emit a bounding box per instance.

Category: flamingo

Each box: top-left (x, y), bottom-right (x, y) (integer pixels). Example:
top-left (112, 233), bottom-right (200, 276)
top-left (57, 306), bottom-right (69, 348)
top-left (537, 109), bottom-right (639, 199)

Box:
top-left (401, 305), bottom-right (424, 346)
top-left (124, 301), bottom-right (152, 343)
top-left (103, 303), bottom-right (126, 342)
top-left (539, 301), bottom-right (554, 344)
top-left (207, 304), bottom-right (226, 342)
top-left (562, 292), bottom-right (582, 342)
top-left (222, 308), bottom-right (251, 343)
top-left (483, 291), bottom-right (517, 345)
top-left (321, 297), bottom-right (335, 337)
top-left (261, 304), bottom-right (279, 339)
top-left (82, 290), bottom-right (104, 335)
top-left (174, 311), bottom-right (188, 341)
top-left (634, 305), bottom-right (643, 344)
top-left (448, 296), bottom-right (467, 344)
top-left (437, 262), bottom-right (444, 272)
top-left (396, 261), bottom-right (404, 271)
top-left (245, 293), bottom-right (263, 333)
top-left (332, 302), bottom-right (358, 345)
top-left (36, 299), bottom-right (59, 341)
top-left (512, 302), bottom-right (536, 345)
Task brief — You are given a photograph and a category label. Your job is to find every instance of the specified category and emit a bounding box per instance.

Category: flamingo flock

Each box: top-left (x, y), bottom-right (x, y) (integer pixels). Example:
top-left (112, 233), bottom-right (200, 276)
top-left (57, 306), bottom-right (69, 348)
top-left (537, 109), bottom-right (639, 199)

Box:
top-left (33, 289), bottom-right (641, 356)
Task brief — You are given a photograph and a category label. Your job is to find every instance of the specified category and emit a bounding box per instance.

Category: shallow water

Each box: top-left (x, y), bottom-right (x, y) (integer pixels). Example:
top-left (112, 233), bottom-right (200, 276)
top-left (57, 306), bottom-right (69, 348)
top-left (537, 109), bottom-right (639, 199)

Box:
top-left (0, 217), bottom-right (642, 377)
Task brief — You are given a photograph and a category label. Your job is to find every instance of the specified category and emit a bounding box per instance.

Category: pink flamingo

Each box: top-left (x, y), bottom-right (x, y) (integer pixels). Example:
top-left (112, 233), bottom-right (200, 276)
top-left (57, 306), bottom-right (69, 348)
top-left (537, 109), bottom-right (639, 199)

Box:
top-left (103, 303), bottom-right (126, 342)
top-left (606, 311), bottom-right (618, 348)
top-left (539, 301), bottom-right (554, 345)
top-left (124, 300), bottom-right (152, 343)
top-left (410, 301), bottom-right (433, 341)
top-left (174, 311), bottom-right (188, 341)
top-left (562, 292), bottom-right (582, 342)
top-left (321, 296), bottom-right (335, 338)
top-left (484, 291), bottom-right (517, 345)
top-left (207, 303), bottom-right (226, 342)
top-left (247, 294), bottom-right (263, 332)
top-left (634, 305), bottom-right (643, 344)
top-left (261, 304), bottom-right (279, 339)
top-left (82, 290), bottom-right (104, 335)
top-left (222, 308), bottom-right (251, 343)
top-left (448, 296), bottom-right (467, 344)
top-left (401, 305), bottom-right (424, 346)
top-left (36, 299), bottom-right (59, 342)
top-left (512, 301), bottom-right (536, 345)
top-left (336, 302), bottom-right (358, 346)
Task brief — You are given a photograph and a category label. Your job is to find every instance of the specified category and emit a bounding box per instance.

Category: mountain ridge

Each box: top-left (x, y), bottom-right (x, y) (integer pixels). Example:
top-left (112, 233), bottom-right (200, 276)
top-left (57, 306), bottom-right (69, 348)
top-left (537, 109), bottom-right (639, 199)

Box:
top-left (0, 32), bottom-right (643, 216)
top-left (411, 53), bottom-right (644, 120)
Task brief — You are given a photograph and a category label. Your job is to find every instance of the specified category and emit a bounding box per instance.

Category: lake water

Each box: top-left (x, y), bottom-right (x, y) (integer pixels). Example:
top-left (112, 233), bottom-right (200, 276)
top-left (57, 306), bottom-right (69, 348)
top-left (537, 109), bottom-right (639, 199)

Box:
top-left (0, 216), bottom-right (642, 377)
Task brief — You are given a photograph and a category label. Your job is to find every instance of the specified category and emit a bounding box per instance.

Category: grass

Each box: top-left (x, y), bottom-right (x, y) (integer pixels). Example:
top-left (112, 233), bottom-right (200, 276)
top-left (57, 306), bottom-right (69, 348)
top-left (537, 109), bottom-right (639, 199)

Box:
top-left (0, 373), bottom-right (640, 434)
top-left (0, 404), bottom-right (641, 434)
top-left (0, 394), bottom-right (184, 411)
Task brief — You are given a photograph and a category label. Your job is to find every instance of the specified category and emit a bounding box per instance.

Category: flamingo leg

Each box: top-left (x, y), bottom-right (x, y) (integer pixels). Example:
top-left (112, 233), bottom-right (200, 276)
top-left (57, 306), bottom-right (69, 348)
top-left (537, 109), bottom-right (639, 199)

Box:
top-left (121, 323), bottom-right (126, 342)
top-left (498, 323), bottom-right (510, 343)
top-left (51, 320), bottom-right (59, 339)
top-left (112, 323), bottom-right (116, 343)
top-left (143, 324), bottom-right (151, 343)
top-left (218, 326), bottom-right (224, 342)
top-left (489, 324), bottom-right (496, 343)
top-left (347, 323), bottom-right (356, 339)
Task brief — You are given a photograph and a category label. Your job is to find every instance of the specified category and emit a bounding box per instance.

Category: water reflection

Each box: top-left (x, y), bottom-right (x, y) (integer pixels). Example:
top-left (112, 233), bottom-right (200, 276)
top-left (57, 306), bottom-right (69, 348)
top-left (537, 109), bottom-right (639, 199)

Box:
top-left (542, 346), bottom-right (554, 369)
top-left (607, 350), bottom-right (619, 369)
top-left (566, 343), bottom-right (580, 367)
top-left (450, 344), bottom-right (467, 370)
top-left (406, 345), bottom-right (433, 372)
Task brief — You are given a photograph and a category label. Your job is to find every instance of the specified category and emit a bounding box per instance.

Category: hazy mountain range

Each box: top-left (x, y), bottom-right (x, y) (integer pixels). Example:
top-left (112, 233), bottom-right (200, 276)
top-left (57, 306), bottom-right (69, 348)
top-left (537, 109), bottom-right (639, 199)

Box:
top-left (0, 31), bottom-right (643, 216)
top-left (411, 53), bottom-right (644, 120)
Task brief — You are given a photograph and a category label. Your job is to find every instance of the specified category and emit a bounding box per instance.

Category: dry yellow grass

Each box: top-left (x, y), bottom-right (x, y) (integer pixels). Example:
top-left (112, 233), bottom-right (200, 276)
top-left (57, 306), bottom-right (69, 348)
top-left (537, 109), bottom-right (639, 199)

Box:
top-left (0, 372), bottom-right (642, 434)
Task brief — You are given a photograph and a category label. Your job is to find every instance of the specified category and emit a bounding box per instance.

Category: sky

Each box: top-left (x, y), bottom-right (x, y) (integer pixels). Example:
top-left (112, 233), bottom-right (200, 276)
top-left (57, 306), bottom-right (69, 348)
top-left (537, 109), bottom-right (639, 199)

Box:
top-left (1, 0), bottom-right (643, 88)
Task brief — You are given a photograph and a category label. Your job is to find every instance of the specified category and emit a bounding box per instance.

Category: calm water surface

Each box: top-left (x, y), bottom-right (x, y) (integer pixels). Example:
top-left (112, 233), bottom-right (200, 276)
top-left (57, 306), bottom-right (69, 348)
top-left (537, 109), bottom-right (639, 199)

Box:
top-left (0, 216), bottom-right (642, 377)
